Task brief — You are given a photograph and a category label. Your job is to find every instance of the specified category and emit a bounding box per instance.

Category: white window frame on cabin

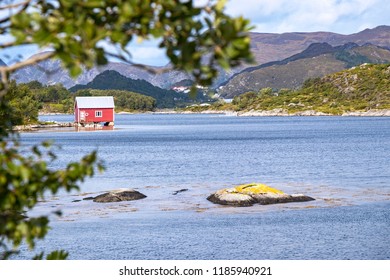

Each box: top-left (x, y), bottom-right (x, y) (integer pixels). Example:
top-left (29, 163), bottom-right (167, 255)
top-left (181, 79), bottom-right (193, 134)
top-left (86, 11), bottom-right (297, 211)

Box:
top-left (95, 110), bottom-right (103, 118)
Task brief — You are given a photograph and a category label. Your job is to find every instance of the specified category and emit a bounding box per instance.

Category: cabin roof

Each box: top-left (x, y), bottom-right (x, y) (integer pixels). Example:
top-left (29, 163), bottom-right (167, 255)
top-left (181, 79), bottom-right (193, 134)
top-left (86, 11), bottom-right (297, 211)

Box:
top-left (75, 96), bottom-right (115, 109)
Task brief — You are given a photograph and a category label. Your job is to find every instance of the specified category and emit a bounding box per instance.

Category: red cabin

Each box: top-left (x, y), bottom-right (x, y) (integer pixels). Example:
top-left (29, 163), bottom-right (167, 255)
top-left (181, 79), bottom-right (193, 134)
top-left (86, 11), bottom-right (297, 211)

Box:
top-left (74, 96), bottom-right (115, 127)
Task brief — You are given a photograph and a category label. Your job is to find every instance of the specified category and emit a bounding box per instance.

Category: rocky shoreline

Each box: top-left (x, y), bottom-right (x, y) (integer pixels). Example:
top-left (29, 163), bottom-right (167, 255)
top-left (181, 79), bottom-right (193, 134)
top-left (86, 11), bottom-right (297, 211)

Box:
top-left (13, 122), bottom-right (74, 132)
top-left (341, 109), bottom-right (390, 117)
top-left (177, 108), bottom-right (390, 117)
top-left (37, 109), bottom-right (390, 117)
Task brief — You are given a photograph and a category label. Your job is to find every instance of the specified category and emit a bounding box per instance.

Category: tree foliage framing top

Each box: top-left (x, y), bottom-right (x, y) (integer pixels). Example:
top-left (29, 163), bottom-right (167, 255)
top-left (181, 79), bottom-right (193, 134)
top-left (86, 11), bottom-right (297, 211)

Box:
top-left (0, 0), bottom-right (253, 93)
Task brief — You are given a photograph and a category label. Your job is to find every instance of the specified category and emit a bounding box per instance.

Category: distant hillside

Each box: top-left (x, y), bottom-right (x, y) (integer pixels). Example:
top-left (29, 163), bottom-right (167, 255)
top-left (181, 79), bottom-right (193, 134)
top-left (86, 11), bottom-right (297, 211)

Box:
top-left (230, 63), bottom-right (390, 114)
top-left (70, 70), bottom-right (202, 108)
top-left (218, 43), bottom-right (390, 98)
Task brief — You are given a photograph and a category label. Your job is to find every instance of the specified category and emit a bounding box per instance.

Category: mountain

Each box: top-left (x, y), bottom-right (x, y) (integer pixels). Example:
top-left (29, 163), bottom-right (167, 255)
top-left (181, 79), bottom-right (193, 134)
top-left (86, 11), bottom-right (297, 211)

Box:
top-left (217, 43), bottom-right (390, 98)
top-left (10, 25), bottom-right (390, 89)
top-left (248, 25), bottom-right (390, 66)
top-left (11, 53), bottom-right (192, 89)
top-left (69, 70), bottom-right (198, 108)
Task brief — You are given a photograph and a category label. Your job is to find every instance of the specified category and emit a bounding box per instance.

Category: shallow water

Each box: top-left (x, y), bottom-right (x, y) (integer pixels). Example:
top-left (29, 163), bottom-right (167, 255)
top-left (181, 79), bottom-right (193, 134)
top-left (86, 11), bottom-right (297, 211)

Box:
top-left (17, 114), bottom-right (390, 259)
top-left (30, 203), bottom-right (390, 260)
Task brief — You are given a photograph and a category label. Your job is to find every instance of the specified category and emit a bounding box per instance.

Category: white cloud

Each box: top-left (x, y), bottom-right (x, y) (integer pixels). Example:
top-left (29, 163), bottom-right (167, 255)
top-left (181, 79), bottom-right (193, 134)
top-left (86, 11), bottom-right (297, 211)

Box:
top-left (225, 0), bottom-right (387, 34)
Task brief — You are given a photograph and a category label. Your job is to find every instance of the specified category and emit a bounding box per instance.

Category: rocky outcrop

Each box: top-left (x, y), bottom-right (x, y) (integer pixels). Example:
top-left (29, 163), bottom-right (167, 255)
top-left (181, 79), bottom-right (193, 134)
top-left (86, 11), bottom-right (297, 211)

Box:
top-left (293, 110), bottom-right (330, 116)
top-left (341, 109), bottom-right (390, 117)
top-left (207, 183), bottom-right (315, 207)
top-left (237, 109), bottom-right (333, 116)
top-left (238, 109), bottom-right (289, 116)
top-left (93, 189), bottom-right (146, 203)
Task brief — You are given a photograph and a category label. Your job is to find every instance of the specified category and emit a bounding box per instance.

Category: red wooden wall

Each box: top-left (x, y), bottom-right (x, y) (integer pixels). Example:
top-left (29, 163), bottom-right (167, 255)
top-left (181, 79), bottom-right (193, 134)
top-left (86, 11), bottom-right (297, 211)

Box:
top-left (75, 107), bottom-right (114, 123)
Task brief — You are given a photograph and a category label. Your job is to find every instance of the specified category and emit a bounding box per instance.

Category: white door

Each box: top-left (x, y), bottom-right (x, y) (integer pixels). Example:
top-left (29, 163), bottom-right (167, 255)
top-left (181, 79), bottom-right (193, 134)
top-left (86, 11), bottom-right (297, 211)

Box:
top-left (80, 111), bottom-right (85, 121)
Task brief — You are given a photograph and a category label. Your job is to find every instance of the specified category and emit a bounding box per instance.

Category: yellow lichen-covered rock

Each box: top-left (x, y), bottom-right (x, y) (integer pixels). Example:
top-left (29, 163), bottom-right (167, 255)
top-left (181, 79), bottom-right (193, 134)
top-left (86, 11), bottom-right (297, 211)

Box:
top-left (233, 183), bottom-right (284, 195)
top-left (207, 183), bottom-right (315, 207)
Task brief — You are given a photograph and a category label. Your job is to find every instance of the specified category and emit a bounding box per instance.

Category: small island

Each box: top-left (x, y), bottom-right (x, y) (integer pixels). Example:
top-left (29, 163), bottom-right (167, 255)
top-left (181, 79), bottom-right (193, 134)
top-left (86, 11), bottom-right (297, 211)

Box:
top-left (207, 183), bottom-right (315, 207)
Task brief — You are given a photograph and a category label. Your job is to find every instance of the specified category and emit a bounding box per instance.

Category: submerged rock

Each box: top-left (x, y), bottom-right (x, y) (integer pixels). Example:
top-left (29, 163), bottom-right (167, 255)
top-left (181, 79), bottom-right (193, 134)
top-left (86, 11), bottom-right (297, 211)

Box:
top-left (207, 183), bottom-right (314, 207)
top-left (172, 189), bottom-right (189, 195)
top-left (93, 189), bottom-right (146, 203)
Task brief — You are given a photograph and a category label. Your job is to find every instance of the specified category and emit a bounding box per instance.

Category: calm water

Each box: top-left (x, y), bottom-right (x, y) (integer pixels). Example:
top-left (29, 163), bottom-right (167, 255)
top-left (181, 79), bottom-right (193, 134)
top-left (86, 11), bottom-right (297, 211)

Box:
top-left (17, 114), bottom-right (390, 259)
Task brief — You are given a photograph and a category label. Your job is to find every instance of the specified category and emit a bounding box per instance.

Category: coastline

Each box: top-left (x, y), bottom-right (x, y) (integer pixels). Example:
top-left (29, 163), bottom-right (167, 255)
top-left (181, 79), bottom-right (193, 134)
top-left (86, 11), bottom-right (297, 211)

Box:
top-left (150, 108), bottom-right (390, 117)
top-left (38, 108), bottom-right (390, 117)
top-left (234, 108), bottom-right (390, 117)
top-left (13, 122), bottom-right (74, 132)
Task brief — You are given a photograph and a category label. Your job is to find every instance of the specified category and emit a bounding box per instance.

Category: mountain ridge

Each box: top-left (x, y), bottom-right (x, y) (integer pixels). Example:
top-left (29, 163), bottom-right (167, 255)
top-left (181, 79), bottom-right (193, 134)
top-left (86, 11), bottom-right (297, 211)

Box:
top-left (10, 25), bottom-right (390, 89)
top-left (248, 25), bottom-right (390, 65)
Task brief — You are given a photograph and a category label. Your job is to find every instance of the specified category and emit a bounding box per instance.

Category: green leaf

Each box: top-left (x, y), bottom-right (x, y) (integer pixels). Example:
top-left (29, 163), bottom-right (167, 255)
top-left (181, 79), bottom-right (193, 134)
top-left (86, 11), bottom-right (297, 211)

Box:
top-left (217, 57), bottom-right (230, 70)
top-left (46, 250), bottom-right (69, 260)
top-left (216, 0), bottom-right (228, 12)
top-left (189, 86), bottom-right (197, 99)
top-left (122, 3), bottom-right (135, 17)
top-left (81, 0), bottom-right (103, 8)
top-left (33, 252), bottom-right (44, 260)
top-left (19, 166), bottom-right (31, 182)
top-left (69, 65), bottom-right (83, 77)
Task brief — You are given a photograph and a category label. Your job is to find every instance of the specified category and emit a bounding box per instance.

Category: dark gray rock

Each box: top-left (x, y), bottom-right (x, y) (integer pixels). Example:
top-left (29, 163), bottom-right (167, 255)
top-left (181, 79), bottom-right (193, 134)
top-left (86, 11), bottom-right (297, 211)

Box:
top-left (93, 189), bottom-right (146, 203)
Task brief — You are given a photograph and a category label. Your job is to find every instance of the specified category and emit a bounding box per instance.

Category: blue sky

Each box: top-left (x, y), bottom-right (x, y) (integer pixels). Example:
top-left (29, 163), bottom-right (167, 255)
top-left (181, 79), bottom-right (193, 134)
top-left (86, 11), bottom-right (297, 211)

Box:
top-left (1, 0), bottom-right (389, 66)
